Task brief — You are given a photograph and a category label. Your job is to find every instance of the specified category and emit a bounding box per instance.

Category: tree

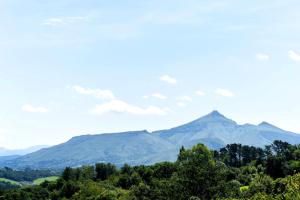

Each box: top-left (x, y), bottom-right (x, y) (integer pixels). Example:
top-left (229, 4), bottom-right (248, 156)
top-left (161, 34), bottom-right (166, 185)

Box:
top-left (266, 156), bottom-right (289, 178)
top-left (80, 166), bottom-right (95, 180)
top-left (120, 164), bottom-right (133, 175)
top-left (60, 181), bottom-right (80, 199)
top-left (152, 162), bottom-right (177, 179)
top-left (177, 146), bottom-right (186, 162)
top-left (62, 167), bottom-right (73, 181)
top-left (271, 140), bottom-right (291, 158)
top-left (176, 144), bottom-right (217, 199)
top-left (248, 173), bottom-right (273, 196)
top-left (95, 163), bottom-right (117, 181)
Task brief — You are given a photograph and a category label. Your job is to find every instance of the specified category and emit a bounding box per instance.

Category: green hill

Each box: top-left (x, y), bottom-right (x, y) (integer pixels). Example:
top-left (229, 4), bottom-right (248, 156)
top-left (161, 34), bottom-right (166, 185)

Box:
top-left (0, 178), bottom-right (21, 186)
top-left (33, 176), bottom-right (59, 185)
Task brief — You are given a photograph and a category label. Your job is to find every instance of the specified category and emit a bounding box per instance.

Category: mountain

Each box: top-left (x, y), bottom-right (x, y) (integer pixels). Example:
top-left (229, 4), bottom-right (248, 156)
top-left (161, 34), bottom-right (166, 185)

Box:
top-left (1, 111), bottom-right (300, 169)
top-left (155, 111), bottom-right (300, 148)
top-left (1, 131), bottom-right (176, 169)
top-left (0, 145), bottom-right (49, 157)
top-left (0, 155), bottom-right (21, 162)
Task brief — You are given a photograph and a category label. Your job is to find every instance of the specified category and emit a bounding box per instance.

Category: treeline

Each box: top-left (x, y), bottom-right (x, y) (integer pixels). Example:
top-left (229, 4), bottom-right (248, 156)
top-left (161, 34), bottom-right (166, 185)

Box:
top-left (214, 140), bottom-right (300, 178)
top-left (2, 140), bottom-right (300, 199)
top-left (0, 167), bottom-right (56, 182)
top-left (0, 182), bottom-right (19, 190)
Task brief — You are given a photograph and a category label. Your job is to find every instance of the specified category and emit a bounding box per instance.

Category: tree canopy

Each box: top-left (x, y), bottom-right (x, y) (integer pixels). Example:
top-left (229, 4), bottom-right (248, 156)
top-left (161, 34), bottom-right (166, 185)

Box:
top-left (2, 140), bottom-right (300, 199)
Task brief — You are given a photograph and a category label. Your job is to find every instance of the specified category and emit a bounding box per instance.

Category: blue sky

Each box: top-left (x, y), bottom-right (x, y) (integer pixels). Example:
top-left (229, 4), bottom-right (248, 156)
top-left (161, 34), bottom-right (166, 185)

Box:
top-left (1, 0), bottom-right (300, 148)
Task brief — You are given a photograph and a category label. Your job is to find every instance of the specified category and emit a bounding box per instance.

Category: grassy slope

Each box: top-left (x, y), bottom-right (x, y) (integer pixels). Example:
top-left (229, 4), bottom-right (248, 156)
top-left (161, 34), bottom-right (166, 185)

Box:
top-left (0, 178), bottom-right (22, 186)
top-left (33, 176), bottom-right (59, 185)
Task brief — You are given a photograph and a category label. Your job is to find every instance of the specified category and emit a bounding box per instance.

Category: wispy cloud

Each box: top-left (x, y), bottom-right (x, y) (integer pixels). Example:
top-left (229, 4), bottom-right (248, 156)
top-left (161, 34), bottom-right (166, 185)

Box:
top-left (22, 104), bottom-right (49, 113)
top-left (215, 88), bottom-right (234, 98)
top-left (91, 100), bottom-right (168, 116)
top-left (226, 25), bottom-right (253, 31)
top-left (178, 95), bottom-right (192, 102)
top-left (96, 23), bottom-right (139, 40)
top-left (143, 93), bottom-right (167, 100)
top-left (42, 16), bottom-right (88, 27)
top-left (139, 1), bottom-right (228, 25)
top-left (177, 102), bottom-right (186, 107)
top-left (72, 85), bottom-right (115, 100)
top-left (151, 93), bottom-right (167, 100)
top-left (195, 90), bottom-right (205, 96)
top-left (176, 96), bottom-right (192, 107)
top-left (256, 53), bottom-right (270, 61)
top-left (160, 75), bottom-right (177, 85)
top-left (140, 11), bottom-right (195, 25)
top-left (288, 50), bottom-right (300, 62)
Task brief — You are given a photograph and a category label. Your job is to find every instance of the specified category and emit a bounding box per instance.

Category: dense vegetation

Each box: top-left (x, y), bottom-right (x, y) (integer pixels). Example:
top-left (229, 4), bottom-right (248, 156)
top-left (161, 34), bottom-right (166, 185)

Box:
top-left (0, 168), bottom-right (57, 190)
top-left (2, 140), bottom-right (300, 199)
top-left (0, 167), bottom-right (55, 182)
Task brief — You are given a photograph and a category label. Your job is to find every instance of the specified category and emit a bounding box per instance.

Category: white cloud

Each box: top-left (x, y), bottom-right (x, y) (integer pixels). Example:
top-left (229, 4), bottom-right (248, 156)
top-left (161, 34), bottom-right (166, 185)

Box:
top-left (256, 53), bottom-right (270, 61)
top-left (72, 85), bottom-right (115, 100)
top-left (178, 95), bottom-right (192, 101)
top-left (91, 100), bottom-right (168, 116)
top-left (143, 93), bottom-right (167, 100)
top-left (160, 75), bottom-right (177, 85)
top-left (195, 90), bottom-right (205, 96)
top-left (215, 88), bottom-right (234, 98)
top-left (140, 11), bottom-right (195, 25)
top-left (22, 104), bottom-right (49, 113)
top-left (42, 18), bottom-right (65, 26)
top-left (97, 23), bottom-right (139, 40)
top-left (227, 25), bottom-right (253, 31)
top-left (151, 93), bottom-right (167, 100)
top-left (288, 50), bottom-right (300, 62)
top-left (177, 102), bottom-right (186, 107)
top-left (139, 2), bottom-right (227, 25)
top-left (42, 16), bottom-right (87, 27)
top-left (177, 96), bottom-right (192, 107)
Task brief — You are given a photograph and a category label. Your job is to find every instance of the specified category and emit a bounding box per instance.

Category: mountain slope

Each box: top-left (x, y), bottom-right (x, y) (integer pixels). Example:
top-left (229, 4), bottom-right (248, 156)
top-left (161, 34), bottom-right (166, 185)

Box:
top-left (155, 111), bottom-right (300, 148)
top-left (2, 111), bottom-right (300, 169)
top-left (0, 145), bottom-right (49, 157)
top-left (2, 131), bottom-right (175, 169)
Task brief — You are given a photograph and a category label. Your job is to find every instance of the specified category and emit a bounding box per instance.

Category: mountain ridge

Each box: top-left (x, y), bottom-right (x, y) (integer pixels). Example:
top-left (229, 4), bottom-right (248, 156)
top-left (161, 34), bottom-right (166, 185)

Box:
top-left (0, 145), bottom-right (49, 157)
top-left (1, 111), bottom-right (300, 169)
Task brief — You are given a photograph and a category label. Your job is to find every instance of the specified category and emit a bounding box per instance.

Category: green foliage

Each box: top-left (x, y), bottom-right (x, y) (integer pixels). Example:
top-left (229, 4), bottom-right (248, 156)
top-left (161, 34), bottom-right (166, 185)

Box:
top-left (0, 178), bottom-right (22, 186)
top-left (33, 176), bottom-right (59, 185)
top-left (95, 163), bottom-right (117, 181)
top-left (3, 140), bottom-right (300, 199)
top-left (248, 173), bottom-right (273, 195)
top-left (0, 167), bottom-right (55, 182)
top-left (0, 181), bottom-right (20, 190)
top-left (176, 144), bottom-right (217, 199)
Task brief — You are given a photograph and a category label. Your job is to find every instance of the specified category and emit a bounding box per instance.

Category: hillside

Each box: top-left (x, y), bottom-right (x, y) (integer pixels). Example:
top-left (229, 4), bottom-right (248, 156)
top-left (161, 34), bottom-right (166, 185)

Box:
top-left (2, 131), bottom-right (176, 169)
top-left (1, 111), bottom-right (300, 169)
top-left (155, 111), bottom-right (300, 148)
top-left (0, 145), bottom-right (49, 157)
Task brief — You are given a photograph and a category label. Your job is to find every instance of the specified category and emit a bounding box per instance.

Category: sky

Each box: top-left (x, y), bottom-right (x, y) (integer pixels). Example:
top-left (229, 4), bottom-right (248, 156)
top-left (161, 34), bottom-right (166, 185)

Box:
top-left (1, 0), bottom-right (300, 149)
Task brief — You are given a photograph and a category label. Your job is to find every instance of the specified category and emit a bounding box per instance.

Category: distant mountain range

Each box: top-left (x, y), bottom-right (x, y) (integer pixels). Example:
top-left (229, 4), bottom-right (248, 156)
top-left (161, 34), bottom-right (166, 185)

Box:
top-left (0, 145), bottom-right (49, 157)
top-left (1, 111), bottom-right (300, 169)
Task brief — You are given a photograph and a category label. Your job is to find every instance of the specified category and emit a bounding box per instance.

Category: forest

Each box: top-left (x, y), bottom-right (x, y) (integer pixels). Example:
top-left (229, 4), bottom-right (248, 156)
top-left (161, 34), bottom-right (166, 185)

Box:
top-left (1, 140), bottom-right (300, 200)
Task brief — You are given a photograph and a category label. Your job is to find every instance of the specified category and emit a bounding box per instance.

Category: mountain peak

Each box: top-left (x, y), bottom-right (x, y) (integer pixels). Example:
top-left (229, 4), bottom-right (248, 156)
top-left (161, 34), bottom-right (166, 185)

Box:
top-left (208, 110), bottom-right (223, 117)
top-left (191, 110), bottom-right (236, 125)
top-left (202, 110), bottom-right (230, 120)
top-left (258, 121), bottom-right (282, 131)
top-left (259, 121), bottom-right (272, 126)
